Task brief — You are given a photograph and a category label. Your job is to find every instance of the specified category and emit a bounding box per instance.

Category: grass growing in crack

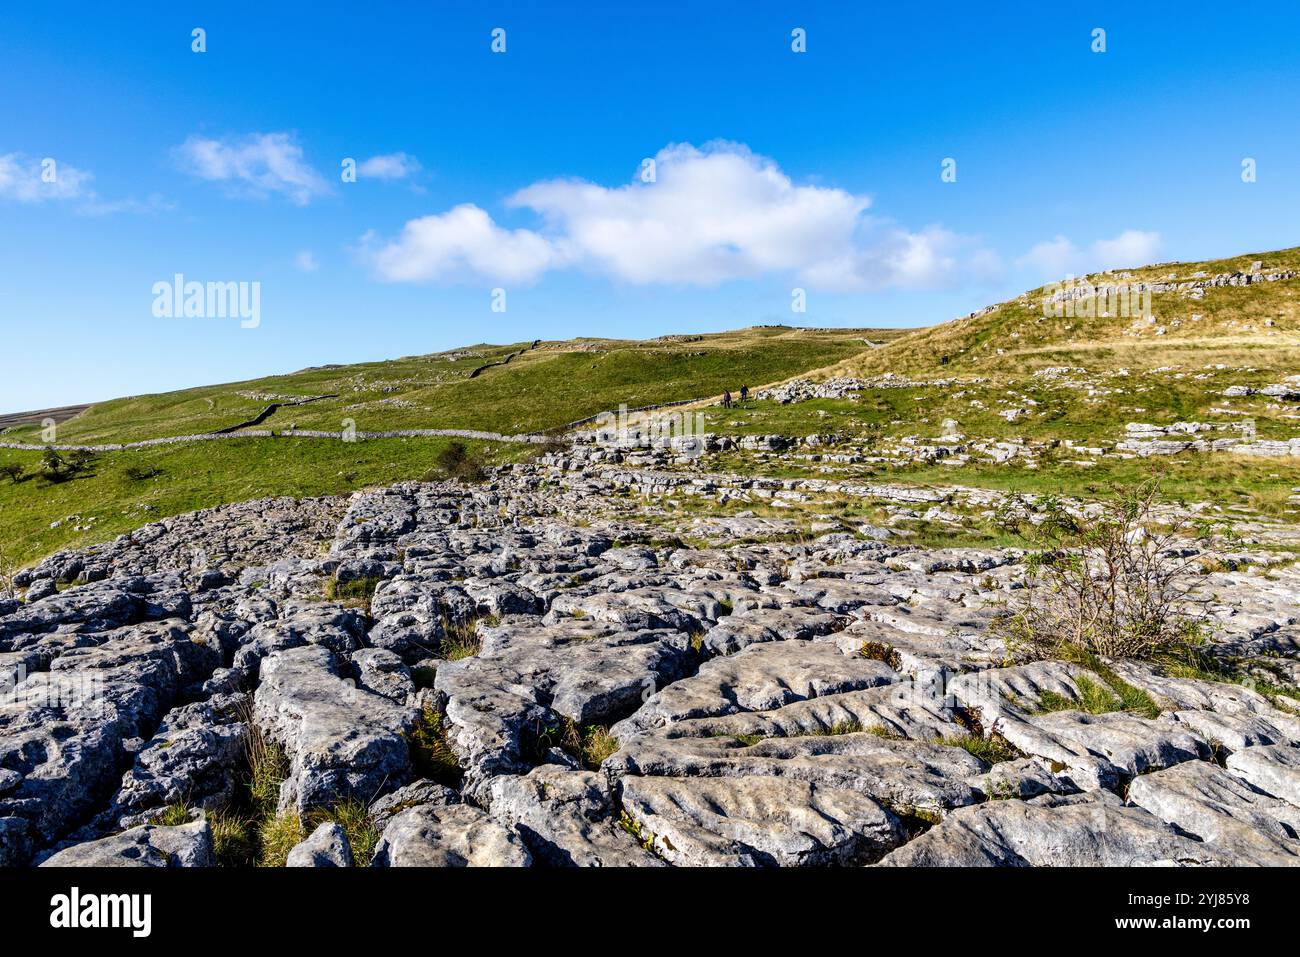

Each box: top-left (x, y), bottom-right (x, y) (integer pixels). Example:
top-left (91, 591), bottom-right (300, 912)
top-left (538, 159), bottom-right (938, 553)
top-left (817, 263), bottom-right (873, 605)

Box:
top-left (546, 718), bottom-right (621, 769)
top-left (1033, 665), bottom-right (1161, 720)
top-left (860, 641), bottom-right (902, 670)
top-left (308, 799), bottom-right (379, 865)
top-left (209, 810), bottom-right (257, 867)
top-left (324, 575), bottom-right (382, 613)
top-left (439, 615), bottom-right (485, 660)
top-left (937, 733), bottom-right (1020, 764)
top-left (149, 803), bottom-right (191, 827)
top-left (408, 704), bottom-right (463, 786)
top-left (577, 725), bottom-right (620, 768)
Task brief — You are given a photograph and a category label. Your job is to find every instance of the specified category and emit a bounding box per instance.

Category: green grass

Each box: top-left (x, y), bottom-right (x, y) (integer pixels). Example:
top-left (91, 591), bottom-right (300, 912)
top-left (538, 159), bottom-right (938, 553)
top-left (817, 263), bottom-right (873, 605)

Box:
top-left (4, 328), bottom-right (878, 445)
top-left (936, 733), bottom-right (1021, 764)
top-left (549, 719), bottom-right (621, 770)
top-left (0, 327), bottom-right (883, 570)
top-left (309, 799), bottom-right (379, 866)
top-left (1034, 669), bottom-right (1161, 720)
top-left (324, 575), bottom-right (382, 611)
top-left (0, 435), bottom-right (528, 568)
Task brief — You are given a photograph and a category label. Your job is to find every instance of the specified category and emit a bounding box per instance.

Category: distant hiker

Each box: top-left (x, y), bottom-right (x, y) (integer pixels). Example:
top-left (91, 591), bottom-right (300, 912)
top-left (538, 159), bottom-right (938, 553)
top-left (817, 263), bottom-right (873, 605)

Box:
top-left (722, 390), bottom-right (732, 409)
top-left (739, 384), bottom-right (749, 402)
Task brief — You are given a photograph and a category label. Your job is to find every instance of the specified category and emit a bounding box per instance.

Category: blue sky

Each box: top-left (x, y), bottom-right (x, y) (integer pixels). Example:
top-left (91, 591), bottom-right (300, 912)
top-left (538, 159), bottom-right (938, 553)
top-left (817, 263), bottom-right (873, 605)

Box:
top-left (2, 1), bottom-right (1299, 410)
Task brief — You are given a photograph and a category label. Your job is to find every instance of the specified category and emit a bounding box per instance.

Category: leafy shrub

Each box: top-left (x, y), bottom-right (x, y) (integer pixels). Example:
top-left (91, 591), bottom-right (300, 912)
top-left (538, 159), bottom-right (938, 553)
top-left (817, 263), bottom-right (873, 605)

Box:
top-left (0, 463), bottom-right (23, 483)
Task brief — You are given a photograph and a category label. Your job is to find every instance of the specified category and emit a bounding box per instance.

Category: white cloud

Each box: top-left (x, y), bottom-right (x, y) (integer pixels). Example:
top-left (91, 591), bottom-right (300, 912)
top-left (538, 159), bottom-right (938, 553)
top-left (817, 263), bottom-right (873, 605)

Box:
top-left (174, 132), bottom-right (329, 205)
top-left (1092, 229), bottom-right (1163, 270)
top-left (294, 250), bottom-right (319, 273)
top-left (368, 203), bottom-right (559, 284)
top-left (365, 141), bottom-right (997, 289)
top-left (359, 152), bottom-right (421, 180)
top-left (0, 154), bottom-right (93, 202)
top-left (1017, 230), bottom-right (1163, 281)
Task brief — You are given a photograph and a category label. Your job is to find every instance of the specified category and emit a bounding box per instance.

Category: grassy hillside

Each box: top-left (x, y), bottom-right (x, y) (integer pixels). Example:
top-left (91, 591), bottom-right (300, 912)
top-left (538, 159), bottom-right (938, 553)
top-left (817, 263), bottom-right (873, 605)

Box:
top-left (6, 244), bottom-right (1300, 571)
top-left (0, 326), bottom-right (885, 565)
top-left (832, 245), bottom-right (1300, 379)
top-left (4, 327), bottom-right (885, 445)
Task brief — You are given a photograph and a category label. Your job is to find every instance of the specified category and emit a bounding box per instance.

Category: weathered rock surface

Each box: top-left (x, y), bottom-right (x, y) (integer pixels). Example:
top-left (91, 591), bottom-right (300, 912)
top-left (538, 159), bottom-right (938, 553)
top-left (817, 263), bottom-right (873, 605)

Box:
top-left (254, 644), bottom-right (415, 812)
top-left (3, 468), bottom-right (1300, 868)
top-left (880, 797), bottom-right (1224, 867)
top-left (39, 817), bottom-right (215, 867)
top-left (370, 803), bottom-right (531, 867)
top-left (484, 766), bottom-right (662, 866)
top-left (286, 822), bottom-right (354, 867)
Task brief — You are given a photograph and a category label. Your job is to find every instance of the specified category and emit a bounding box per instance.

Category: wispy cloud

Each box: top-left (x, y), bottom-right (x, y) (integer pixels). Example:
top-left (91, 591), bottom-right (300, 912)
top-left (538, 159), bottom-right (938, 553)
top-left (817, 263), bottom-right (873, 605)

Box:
top-left (364, 141), bottom-right (998, 290)
top-left (0, 153), bottom-right (172, 215)
top-left (0, 153), bottom-right (94, 202)
top-left (359, 152), bottom-right (422, 181)
top-left (294, 250), bottom-right (319, 272)
top-left (174, 132), bottom-right (330, 205)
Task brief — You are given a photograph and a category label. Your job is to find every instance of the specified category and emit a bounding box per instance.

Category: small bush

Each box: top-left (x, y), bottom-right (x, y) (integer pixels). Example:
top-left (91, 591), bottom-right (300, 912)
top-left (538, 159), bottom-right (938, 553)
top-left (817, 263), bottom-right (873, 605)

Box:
top-left (123, 464), bottom-right (161, 481)
top-left (994, 481), bottom-right (1212, 661)
top-left (431, 440), bottom-right (487, 483)
top-left (39, 448), bottom-right (66, 482)
top-left (0, 463), bottom-right (23, 483)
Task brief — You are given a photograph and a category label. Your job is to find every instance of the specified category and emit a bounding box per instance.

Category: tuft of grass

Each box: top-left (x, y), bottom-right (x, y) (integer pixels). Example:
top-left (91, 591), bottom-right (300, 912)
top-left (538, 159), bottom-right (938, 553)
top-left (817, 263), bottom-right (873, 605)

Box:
top-left (578, 725), bottom-right (620, 768)
top-left (547, 718), bottom-right (621, 770)
top-left (209, 809), bottom-right (256, 867)
top-left (324, 575), bottom-right (382, 612)
top-left (148, 803), bottom-right (191, 827)
top-left (258, 812), bottom-right (305, 868)
top-left (408, 705), bottom-right (463, 786)
top-left (439, 617), bottom-right (482, 660)
top-left (1034, 666), bottom-right (1161, 720)
top-left (309, 799), bottom-right (379, 866)
top-left (937, 733), bottom-right (1020, 764)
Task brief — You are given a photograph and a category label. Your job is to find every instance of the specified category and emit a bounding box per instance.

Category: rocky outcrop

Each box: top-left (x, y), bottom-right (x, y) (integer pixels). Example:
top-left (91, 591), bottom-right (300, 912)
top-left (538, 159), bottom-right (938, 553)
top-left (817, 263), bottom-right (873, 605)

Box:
top-left (6, 466), bottom-right (1300, 868)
